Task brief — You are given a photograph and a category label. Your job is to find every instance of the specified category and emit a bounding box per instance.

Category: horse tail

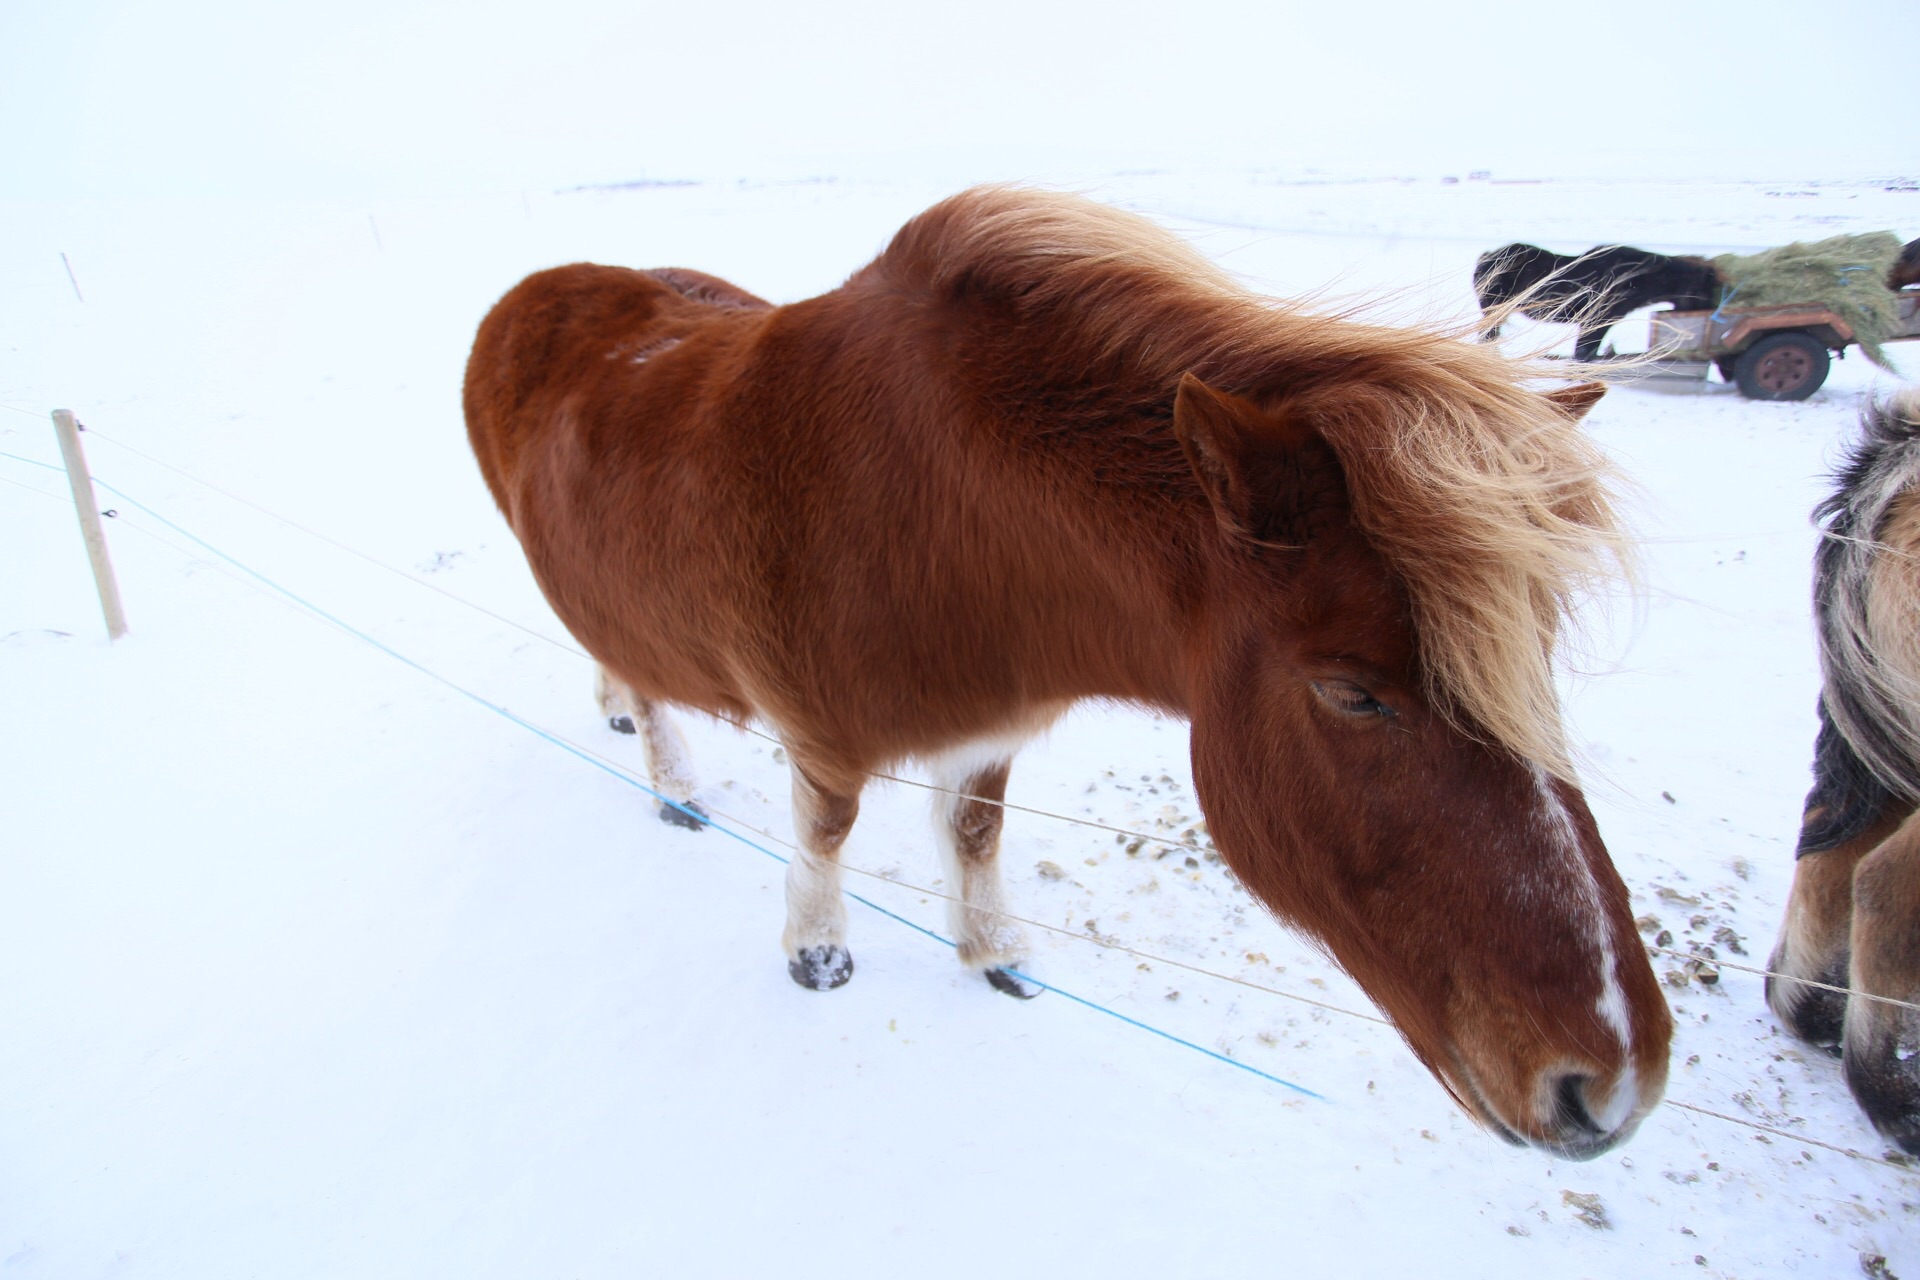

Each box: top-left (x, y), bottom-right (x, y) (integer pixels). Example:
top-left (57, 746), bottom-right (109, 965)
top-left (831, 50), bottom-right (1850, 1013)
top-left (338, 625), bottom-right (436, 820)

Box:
top-left (1813, 391), bottom-right (1920, 816)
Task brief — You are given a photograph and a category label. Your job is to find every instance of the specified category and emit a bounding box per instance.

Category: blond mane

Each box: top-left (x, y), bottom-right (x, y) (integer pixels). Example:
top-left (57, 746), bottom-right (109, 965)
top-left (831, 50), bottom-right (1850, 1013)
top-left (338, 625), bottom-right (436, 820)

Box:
top-left (873, 185), bottom-right (1632, 778)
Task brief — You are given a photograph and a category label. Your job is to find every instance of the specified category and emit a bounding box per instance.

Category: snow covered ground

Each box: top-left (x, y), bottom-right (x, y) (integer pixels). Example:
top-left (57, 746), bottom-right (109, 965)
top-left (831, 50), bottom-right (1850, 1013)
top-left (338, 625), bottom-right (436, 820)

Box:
top-left (5, 170), bottom-right (1919, 1277)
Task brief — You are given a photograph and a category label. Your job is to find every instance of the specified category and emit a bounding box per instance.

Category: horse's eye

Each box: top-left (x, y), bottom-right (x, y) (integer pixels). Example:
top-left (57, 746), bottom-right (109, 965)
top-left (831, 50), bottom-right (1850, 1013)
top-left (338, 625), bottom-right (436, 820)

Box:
top-left (1311, 680), bottom-right (1397, 719)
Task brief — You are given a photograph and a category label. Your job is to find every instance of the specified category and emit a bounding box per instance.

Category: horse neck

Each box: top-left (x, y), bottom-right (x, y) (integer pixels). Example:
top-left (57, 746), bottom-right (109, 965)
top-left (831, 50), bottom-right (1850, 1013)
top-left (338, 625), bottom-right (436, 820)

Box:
top-left (762, 287), bottom-right (1213, 721)
top-left (930, 409), bottom-right (1212, 716)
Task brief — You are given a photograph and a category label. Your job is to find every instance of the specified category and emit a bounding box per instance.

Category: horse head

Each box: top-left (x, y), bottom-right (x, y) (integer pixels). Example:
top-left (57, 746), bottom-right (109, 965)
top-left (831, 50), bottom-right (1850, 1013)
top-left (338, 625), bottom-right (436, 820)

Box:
top-left (1172, 373), bottom-right (1671, 1159)
top-left (1671, 257), bottom-right (1724, 313)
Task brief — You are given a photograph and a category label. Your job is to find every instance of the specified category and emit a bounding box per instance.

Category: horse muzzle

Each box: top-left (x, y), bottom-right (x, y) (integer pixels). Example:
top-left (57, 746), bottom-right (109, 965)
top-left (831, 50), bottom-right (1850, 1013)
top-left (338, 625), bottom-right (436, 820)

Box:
top-left (1453, 1055), bottom-right (1663, 1161)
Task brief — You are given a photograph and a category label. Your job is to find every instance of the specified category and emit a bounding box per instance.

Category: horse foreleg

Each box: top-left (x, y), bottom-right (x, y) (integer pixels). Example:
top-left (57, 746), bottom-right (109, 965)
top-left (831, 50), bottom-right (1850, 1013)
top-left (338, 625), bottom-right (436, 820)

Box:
top-left (782, 757), bottom-right (860, 990)
top-left (933, 754), bottom-right (1038, 998)
top-left (1768, 844), bottom-right (1868, 1049)
top-left (1844, 806), bottom-right (1920, 1155)
top-left (1573, 323), bottom-right (1613, 362)
top-left (1768, 793), bottom-right (1903, 1049)
top-left (595, 665), bottom-right (706, 829)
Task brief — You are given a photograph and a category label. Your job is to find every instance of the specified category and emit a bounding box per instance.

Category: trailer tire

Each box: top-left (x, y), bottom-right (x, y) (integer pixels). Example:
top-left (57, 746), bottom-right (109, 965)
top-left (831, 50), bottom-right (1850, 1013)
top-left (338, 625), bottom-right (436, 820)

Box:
top-left (1732, 331), bottom-right (1829, 401)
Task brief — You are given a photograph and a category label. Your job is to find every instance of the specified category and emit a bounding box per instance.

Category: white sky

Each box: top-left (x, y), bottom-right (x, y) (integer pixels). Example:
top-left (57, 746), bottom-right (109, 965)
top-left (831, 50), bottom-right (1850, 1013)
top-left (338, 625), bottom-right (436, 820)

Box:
top-left (3, 0), bottom-right (1912, 198)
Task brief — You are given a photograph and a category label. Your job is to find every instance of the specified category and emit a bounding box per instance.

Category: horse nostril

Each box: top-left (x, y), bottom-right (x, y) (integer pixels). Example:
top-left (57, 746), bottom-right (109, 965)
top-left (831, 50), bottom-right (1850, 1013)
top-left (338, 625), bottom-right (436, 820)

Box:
top-left (1552, 1073), bottom-right (1607, 1137)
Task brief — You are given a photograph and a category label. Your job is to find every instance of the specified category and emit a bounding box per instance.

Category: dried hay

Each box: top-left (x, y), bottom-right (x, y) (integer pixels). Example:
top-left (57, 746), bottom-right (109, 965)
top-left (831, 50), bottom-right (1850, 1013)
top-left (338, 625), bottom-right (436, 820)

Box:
top-left (1713, 232), bottom-right (1904, 369)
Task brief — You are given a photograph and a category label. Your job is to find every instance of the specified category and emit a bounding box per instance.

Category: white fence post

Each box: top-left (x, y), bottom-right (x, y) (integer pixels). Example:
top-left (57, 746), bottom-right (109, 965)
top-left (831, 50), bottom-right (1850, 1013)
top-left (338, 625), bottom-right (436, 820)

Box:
top-left (50, 409), bottom-right (129, 640)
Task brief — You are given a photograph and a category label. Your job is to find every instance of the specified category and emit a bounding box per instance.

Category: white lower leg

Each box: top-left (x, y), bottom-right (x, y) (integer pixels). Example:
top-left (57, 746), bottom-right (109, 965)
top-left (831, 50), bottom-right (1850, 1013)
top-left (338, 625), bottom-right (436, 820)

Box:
top-left (781, 848), bottom-right (850, 956)
top-left (781, 765), bottom-right (855, 957)
top-left (637, 704), bottom-right (698, 807)
top-left (594, 665), bottom-right (631, 725)
top-left (933, 755), bottom-right (1026, 971)
top-left (595, 666), bottom-right (700, 813)
top-left (949, 856), bottom-right (1025, 971)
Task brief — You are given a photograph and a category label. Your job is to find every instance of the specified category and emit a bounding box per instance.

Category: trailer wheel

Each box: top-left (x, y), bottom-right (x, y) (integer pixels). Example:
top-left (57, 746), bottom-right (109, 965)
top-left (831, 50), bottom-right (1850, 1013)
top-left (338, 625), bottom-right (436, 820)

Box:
top-left (1732, 331), bottom-right (1830, 401)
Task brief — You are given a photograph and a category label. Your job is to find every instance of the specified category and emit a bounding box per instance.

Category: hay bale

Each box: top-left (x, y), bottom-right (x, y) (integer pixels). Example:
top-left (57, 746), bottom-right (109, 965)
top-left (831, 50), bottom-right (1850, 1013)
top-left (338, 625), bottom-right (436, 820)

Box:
top-left (1713, 233), bottom-right (1904, 369)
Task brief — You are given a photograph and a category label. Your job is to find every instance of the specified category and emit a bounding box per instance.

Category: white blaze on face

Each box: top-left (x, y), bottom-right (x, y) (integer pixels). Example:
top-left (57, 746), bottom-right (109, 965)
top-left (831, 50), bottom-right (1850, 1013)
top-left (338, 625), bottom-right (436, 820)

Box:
top-left (1530, 765), bottom-right (1639, 1129)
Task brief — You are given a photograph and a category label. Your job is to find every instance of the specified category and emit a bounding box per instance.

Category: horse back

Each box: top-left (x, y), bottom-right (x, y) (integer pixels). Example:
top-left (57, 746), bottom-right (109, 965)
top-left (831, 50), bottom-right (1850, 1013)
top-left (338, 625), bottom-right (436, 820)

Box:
top-left (1586, 246), bottom-right (1720, 311)
top-left (462, 261), bottom-right (1178, 769)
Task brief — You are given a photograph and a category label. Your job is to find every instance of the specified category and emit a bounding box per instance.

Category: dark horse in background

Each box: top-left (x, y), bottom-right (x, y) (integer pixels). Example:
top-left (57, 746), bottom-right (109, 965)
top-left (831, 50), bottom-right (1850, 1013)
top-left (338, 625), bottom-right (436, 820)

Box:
top-left (1769, 392), bottom-right (1920, 1156)
top-left (1474, 243), bottom-right (1723, 360)
top-left (465, 186), bottom-right (1673, 1159)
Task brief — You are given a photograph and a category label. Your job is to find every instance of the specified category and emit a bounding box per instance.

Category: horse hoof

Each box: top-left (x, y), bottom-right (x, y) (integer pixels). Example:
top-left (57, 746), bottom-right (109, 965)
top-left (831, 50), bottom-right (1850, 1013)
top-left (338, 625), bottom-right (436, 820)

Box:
top-left (1766, 970), bottom-right (1847, 1052)
top-left (658, 799), bottom-right (708, 830)
top-left (608, 715), bottom-right (637, 735)
top-left (789, 945), bottom-right (853, 991)
top-left (1846, 1047), bottom-right (1920, 1157)
top-left (984, 967), bottom-right (1043, 1000)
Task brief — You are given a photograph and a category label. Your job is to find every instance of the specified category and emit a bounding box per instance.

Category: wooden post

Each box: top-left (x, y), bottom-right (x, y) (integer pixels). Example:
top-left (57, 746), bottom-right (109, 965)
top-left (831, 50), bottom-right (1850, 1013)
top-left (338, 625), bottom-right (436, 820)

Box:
top-left (50, 409), bottom-right (129, 640)
top-left (60, 252), bottom-right (84, 302)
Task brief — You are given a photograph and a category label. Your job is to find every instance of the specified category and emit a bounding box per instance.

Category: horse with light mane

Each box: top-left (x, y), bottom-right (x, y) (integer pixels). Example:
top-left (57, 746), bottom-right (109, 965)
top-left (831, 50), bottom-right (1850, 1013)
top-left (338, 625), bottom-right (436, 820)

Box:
top-left (463, 186), bottom-right (1673, 1159)
top-left (1768, 391), bottom-right (1920, 1155)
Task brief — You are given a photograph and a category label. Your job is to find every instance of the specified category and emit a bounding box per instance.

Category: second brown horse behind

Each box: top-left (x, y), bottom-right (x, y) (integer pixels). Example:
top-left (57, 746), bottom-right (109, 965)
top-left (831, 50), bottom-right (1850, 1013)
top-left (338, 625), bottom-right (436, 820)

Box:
top-left (464, 186), bottom-right (1672, 1159)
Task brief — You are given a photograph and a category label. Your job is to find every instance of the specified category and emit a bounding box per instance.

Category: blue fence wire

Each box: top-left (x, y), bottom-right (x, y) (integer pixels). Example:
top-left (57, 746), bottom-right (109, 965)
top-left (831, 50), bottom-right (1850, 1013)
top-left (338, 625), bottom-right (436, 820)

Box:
top-left (17, 436), bottom-right (1920, 1170)
top-left (1, 444), bottom-right (1327, 1104)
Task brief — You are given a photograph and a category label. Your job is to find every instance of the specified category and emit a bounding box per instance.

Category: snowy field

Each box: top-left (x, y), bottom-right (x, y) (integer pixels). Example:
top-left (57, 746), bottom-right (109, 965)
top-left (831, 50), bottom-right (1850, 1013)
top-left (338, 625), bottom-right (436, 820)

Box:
top-left (4, 170), bottom-right (1919, 1277)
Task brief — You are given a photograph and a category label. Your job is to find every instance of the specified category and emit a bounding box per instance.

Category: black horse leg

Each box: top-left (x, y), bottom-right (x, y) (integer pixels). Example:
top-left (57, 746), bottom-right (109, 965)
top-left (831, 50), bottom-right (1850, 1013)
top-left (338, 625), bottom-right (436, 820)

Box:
top-left (1573, 323), bottom-right (1613, 362)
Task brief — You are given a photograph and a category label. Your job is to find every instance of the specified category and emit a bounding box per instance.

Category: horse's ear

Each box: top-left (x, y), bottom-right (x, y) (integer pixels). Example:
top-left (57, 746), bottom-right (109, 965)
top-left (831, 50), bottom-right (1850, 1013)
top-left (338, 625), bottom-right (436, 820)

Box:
top-left (1545, 380), bottom-right (1607, 421)
top-left (1173, 373), bottom-right (1334, 543)
top-left (1174, 374), bottom-right (1259, 533)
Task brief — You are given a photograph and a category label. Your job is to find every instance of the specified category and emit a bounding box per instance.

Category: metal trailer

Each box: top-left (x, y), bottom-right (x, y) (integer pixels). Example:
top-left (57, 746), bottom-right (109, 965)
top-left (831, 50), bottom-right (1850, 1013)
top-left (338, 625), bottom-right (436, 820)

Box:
top-left (1635, 292), bottom-right (1920, 400)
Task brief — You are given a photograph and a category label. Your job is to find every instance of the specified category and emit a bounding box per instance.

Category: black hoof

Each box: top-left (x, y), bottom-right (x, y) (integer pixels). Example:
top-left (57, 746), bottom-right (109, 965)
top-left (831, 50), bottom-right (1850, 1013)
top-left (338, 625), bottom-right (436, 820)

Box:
top-left (608, 715), bottom-right (637, 735)
top-left (985, 967), bottom-right (1043, 999)
top-left (789, 945), bottom-right (854, 991)
top-left (658, 799), bottom-right (708, 830)
top-left (1766, 971), bottom-right (1847, 1051)
top-left (1846, 1053), bottom-right (1920, 1157)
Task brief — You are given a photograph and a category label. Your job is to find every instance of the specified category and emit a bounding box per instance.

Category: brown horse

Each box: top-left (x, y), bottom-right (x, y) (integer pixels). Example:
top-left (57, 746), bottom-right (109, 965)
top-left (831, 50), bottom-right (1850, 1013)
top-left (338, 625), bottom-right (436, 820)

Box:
top-left (1768, 391), bottom-right (1920, 1155)
top-left (463, 186), bottom-right (1672, 1158)
top-left (1891, 238), bottom-right (1920, 291)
